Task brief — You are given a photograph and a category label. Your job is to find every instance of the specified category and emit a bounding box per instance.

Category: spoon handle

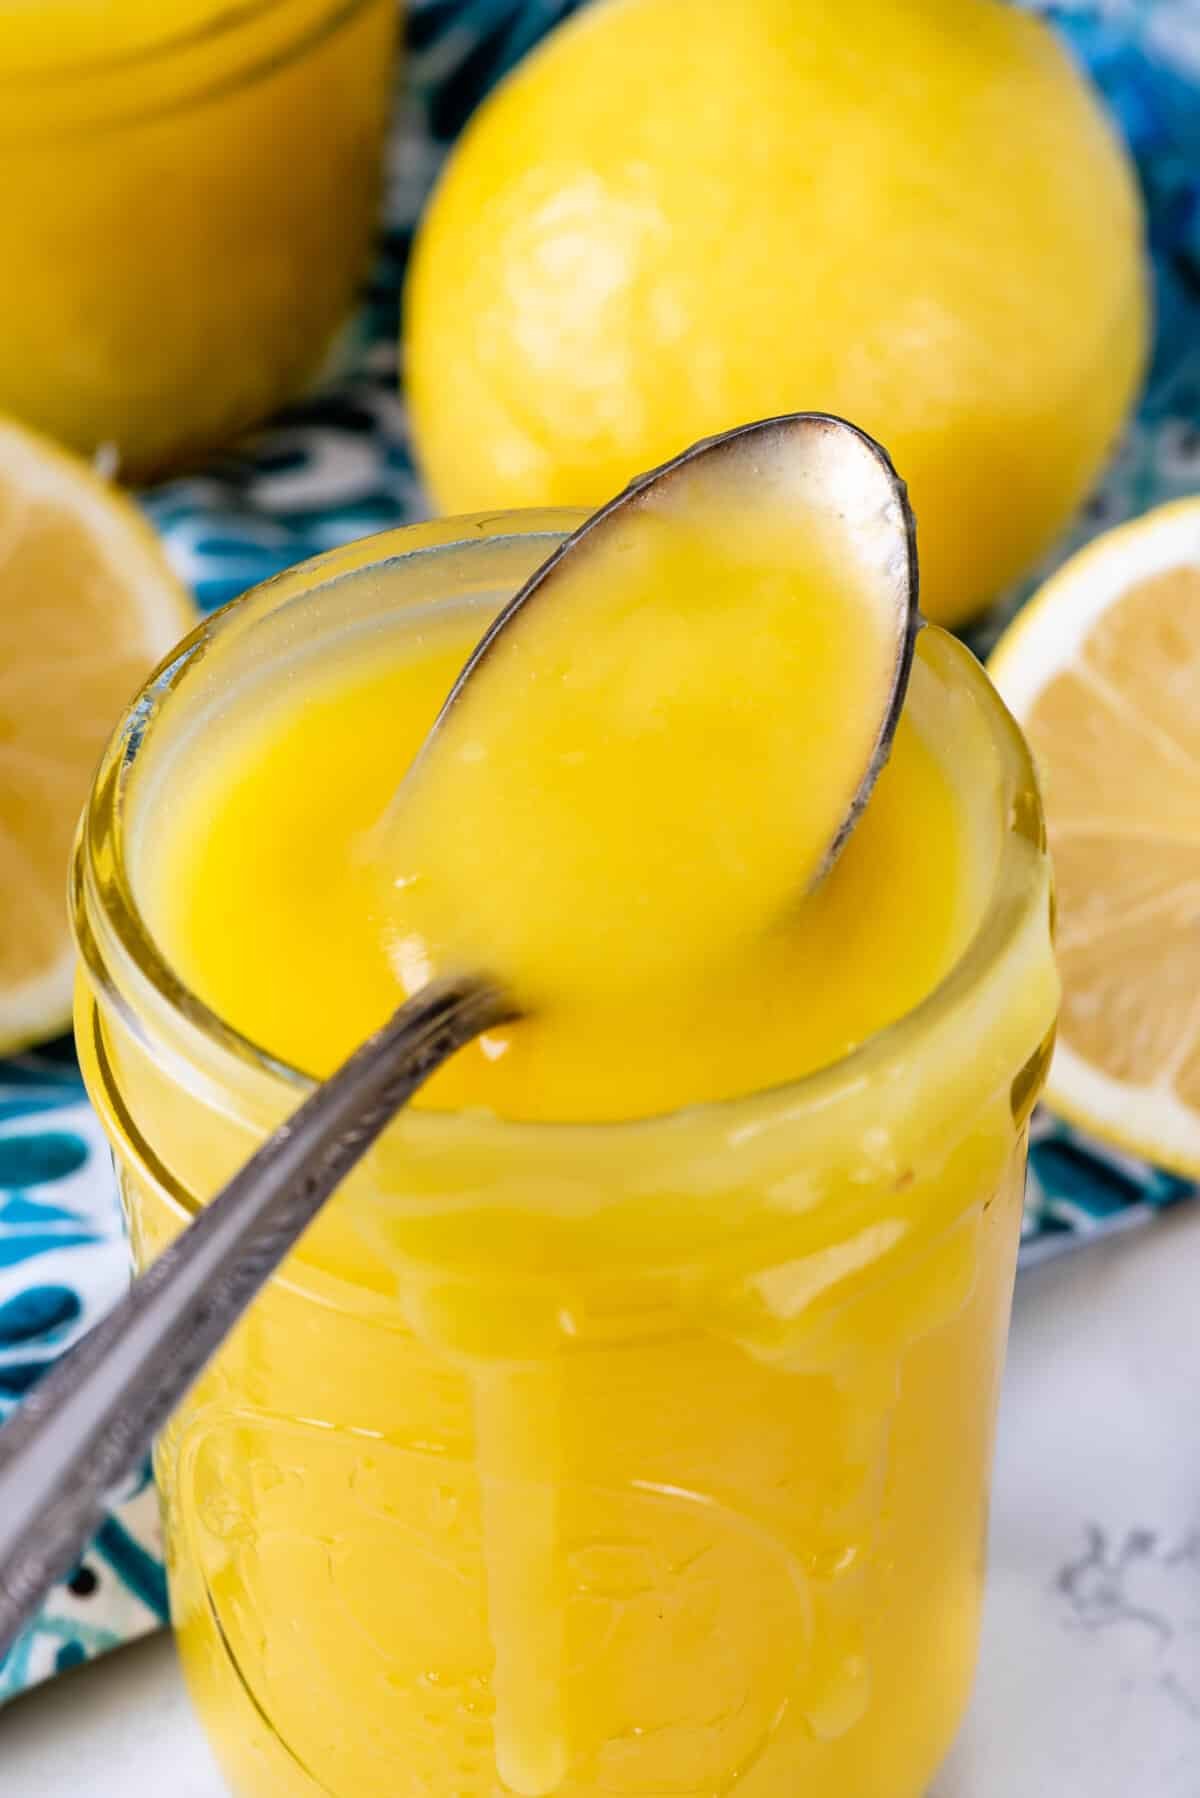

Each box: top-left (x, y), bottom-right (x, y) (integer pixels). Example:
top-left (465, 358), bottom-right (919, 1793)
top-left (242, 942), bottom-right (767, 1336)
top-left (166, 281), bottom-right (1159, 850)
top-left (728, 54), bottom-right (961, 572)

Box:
top-left (0, 974), bottom-right (509, 1660)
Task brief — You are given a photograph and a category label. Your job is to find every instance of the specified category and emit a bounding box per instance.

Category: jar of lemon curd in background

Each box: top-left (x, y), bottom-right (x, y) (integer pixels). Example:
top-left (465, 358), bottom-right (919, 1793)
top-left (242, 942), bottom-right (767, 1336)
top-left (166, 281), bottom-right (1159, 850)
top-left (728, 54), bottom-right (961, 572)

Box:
top-left (73, 517), bottom-right (1057, 1798)
top-left (0, 0), bottom-right (396, 475)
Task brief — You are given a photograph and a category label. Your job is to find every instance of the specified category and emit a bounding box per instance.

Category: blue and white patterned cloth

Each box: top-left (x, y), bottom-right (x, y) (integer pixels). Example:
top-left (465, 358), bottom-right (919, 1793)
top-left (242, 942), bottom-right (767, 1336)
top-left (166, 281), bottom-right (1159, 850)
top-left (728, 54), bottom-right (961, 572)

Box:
top-left (2, 0), bottom-right (1199, 1704)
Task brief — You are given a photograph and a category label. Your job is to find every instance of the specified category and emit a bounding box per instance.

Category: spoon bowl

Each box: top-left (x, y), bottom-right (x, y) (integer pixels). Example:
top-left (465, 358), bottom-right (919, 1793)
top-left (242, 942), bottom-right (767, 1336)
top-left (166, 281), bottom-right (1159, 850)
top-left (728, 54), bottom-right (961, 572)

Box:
top-left (384, 411), bottom-right (920, 1008)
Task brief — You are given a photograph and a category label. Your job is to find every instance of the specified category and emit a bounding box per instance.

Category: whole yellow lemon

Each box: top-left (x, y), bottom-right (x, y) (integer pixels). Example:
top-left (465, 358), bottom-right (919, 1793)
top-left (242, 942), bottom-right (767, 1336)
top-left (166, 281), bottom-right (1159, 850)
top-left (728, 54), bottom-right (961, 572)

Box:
top-left (405, 0), bottom-right (1147, 626)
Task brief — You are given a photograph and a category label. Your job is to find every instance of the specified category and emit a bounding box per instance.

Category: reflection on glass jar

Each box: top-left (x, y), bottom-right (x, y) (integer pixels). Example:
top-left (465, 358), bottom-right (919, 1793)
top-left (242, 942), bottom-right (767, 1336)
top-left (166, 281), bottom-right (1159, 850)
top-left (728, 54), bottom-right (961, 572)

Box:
top-left (0, 0), bottom-right (396, 475)
top-left (73, 517), bottom-right (1058, 1798)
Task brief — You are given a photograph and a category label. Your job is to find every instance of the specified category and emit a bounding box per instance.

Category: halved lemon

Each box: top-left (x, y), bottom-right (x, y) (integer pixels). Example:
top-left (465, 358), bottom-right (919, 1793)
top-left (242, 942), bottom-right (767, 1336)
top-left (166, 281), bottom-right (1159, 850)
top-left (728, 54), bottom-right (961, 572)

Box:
top-left (0, 419), bottom-right (193, 1054)
top-left (989, 497), bottom-right (1200, 1176)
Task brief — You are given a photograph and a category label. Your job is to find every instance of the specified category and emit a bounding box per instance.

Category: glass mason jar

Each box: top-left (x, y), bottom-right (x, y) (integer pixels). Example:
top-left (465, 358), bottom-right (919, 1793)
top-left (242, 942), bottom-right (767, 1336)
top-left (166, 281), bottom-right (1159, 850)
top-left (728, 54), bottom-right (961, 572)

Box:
top-left (0, 0), bottom-right (396, 477)
top-left (73, 514), bottom-right (1058, 1798)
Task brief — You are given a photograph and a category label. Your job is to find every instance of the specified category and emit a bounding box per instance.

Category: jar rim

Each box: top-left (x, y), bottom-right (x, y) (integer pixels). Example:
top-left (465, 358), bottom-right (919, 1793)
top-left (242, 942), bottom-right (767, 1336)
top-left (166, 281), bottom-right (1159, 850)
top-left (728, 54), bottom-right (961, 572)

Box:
top-left (2, 2), bottom-right (284, 75)
top-left (73, 509), bottom-right (1057, 1158)
top-left (0, 0), bottom-right (386, 136)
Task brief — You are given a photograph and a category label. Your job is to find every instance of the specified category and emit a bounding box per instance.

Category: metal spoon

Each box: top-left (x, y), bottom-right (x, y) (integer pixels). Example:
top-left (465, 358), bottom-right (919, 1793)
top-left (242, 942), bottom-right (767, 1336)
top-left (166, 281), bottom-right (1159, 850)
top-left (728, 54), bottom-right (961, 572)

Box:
top-left (0, 412), bottom-right (917, 1659)
top-left (0, 977), bottom-right (510, 1658)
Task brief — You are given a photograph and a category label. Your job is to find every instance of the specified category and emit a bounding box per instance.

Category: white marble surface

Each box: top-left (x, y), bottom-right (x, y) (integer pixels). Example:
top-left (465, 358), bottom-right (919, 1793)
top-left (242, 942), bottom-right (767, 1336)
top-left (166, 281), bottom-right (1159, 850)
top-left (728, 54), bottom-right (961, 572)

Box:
top-left (3, 1206), bottom-right (1199, 1796)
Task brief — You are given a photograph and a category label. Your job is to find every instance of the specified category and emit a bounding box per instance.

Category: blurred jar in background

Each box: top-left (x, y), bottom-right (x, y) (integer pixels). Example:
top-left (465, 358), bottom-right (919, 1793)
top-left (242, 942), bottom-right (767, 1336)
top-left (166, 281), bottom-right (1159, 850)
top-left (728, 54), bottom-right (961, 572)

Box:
top-left (0, 0), bottom-right (397, 476)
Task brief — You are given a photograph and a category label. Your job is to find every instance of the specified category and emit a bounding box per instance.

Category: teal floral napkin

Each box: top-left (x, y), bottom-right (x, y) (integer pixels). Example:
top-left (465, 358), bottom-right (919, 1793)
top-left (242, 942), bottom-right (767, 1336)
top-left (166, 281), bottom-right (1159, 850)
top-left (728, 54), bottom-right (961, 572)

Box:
top-left (0, 1047), bottom-right (166, 1693)
top-left (2, 0), bottom-right (1198, 1704)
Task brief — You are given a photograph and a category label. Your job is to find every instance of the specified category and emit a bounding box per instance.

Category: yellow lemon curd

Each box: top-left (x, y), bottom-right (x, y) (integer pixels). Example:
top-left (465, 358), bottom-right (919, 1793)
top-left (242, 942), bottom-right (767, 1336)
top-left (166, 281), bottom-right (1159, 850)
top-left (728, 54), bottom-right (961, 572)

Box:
top-left (0, 0), bottom-right (395, 474)
top-left (74, 515), bottom-right (1056, 1798)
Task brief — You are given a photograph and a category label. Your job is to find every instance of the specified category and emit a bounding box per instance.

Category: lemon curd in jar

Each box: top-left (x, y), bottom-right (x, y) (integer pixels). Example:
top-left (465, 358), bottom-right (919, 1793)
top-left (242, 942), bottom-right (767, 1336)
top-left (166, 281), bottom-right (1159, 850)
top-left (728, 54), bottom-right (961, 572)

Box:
top-left (74, 516), bottom-right (1057, 1798)
top-left (0, 0), bottom-right (395, 475)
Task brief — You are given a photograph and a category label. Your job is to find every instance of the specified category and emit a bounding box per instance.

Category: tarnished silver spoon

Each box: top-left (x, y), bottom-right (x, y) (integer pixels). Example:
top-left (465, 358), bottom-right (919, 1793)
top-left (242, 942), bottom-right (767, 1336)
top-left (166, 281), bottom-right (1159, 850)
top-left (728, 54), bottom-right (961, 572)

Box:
top-left (0, 411), bottom-right (917, 1658)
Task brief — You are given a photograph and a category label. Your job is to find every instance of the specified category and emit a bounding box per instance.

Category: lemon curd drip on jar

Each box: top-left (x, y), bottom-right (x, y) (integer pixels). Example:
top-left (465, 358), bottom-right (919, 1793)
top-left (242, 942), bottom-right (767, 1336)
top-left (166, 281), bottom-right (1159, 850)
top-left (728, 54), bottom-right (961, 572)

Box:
top-left (76, 519), bottom-right (1057, 1798)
